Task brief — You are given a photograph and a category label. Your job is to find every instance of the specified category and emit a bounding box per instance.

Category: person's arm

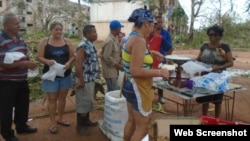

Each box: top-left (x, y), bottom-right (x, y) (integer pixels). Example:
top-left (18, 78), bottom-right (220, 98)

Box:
top-left (36, 38), bottom-right (55, 66)
top-left (64, 38), bottom-right (76, 70)
top-left (0, 45), bottom-right (37, 70)
top-left (194, 46), bottom-right (204, 76)
top-left (196, 45), bottom-right (204, 61)
top-left (166, 47), bottom-right (174, 55)
top-left (150, 50), bottom-right (164, 62)
top-left (0, 60), bottom-right (36, 70)
top-left (212, 50), bottom-right (234, 71)
top-left (75, 47), bottom-right (85, 89)
top-left (101, 39), bottom-right (117, 67)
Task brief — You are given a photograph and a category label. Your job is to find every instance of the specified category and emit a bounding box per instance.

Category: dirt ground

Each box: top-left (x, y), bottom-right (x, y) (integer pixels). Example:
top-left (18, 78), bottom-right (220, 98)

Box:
top-left (0, 49), bottom-right (249, 141)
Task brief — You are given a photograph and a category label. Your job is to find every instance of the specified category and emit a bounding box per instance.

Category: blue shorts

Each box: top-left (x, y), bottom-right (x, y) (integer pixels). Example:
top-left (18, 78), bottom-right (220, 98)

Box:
top-left (42, 74), bottom-right (72, 93)
top-left (122, 80), bottom-right (139, 112)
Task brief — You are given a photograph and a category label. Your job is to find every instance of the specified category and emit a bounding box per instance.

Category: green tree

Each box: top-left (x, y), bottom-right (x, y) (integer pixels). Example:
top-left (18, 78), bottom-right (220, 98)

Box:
top-left (188, 0), bottom-right (204, 42)
top-left (171, 6), bottom-right (187, 35)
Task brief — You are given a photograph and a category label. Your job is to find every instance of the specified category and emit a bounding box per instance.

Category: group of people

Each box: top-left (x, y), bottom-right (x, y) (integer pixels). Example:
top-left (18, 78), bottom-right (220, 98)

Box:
top-left (0, 7), bottom-right (233, 141)
top-left (0, 12), bottom-right (100, 141)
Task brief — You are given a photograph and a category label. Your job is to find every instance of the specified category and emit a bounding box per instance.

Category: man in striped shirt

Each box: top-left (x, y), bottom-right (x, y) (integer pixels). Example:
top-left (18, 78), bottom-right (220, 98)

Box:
top-left (0, 13), bottom-right (37, 141)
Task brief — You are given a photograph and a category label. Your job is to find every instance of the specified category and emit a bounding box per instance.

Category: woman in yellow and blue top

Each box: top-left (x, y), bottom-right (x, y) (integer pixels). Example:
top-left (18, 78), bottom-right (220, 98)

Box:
top-left (122, 8), bottom-right (170, 141)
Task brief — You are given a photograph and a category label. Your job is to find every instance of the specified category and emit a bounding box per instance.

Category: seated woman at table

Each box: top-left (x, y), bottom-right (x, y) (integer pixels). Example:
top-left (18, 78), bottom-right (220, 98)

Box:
top-left (195, 24), bottom-right (234, 118)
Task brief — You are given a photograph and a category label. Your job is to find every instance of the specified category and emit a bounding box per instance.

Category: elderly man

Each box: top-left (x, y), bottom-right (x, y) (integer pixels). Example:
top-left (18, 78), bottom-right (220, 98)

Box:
top-left (0, 13), bottom-right (38, 141)
top-left (100, 20), bottom-right (124, 92)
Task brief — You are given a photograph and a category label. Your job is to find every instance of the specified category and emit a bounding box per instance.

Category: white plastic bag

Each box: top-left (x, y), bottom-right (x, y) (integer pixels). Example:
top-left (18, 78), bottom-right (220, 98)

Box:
top-left (191, 71), bottom-right (231, 92)
top-left (4, 52), bottom-right (25, 64)
top-left (28, 68), bottom-right (39, 77)
top-left (42, 68), bottom-right (57, 81)
top-left (42, 62), bottom-right (66, 81)
top-left (182, 61), bottom-right (212, 77)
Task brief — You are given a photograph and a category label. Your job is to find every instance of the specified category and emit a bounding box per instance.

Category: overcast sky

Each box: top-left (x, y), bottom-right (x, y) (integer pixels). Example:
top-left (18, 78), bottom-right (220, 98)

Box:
top-left (179, 0), bottom-right (249, 29)
top-left (69, 0), bottom-right (90, 6)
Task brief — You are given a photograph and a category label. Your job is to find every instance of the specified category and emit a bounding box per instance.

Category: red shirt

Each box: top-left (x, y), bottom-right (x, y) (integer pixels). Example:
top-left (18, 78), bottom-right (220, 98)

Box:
top-left (147, 34), bottom-right (162, 68)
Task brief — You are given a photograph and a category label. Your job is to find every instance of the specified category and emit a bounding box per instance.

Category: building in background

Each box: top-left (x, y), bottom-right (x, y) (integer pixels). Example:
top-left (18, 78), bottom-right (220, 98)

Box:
top-left (90, 0), bottom-right (143, 40)
top-left (0, 0), bottom-right (90, 35)
top-left (90, 0), bottom-right (188, 41)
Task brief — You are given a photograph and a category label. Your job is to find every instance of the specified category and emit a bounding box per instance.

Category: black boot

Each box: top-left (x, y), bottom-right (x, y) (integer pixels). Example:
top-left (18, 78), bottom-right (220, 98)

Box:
top-left (76, 113), bottom-right (90, 136)
top-left (85, 112), bottom-right (98, 126)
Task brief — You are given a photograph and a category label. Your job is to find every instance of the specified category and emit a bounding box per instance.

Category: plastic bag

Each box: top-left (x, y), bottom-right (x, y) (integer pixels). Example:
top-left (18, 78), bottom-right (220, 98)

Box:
top-left (28, 68), bottom-right (39, 77)
top-left (190, 71), bottom-right (231, 92)
top-left (4, 52), bottom-right (25, 64)
top-left (42, 62), bottom-right (66, 81)
top-left (182, 61), bottom-right (212, 77)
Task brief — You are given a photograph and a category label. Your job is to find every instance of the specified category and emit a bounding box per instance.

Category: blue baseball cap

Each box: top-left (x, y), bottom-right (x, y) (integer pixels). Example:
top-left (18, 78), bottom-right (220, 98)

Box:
top-left (109, 20), bottom-right (124, 30)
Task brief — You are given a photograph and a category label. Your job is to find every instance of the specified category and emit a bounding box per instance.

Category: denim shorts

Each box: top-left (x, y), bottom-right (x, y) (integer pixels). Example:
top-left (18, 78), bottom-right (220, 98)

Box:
top-left (122, 80), bottom-right (139, 112)
top-left (42, 74), bottom-right (72, 93)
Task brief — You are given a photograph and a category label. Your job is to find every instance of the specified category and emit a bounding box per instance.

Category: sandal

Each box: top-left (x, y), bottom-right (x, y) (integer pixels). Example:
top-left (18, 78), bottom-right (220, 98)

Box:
top-left (57, 120), bottom-right (70, 127)
top-left (49, 126), bottom-right (58, 134)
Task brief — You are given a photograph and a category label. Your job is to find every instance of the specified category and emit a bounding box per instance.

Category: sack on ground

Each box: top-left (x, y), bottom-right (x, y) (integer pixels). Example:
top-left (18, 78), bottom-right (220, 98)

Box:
top-left (99, 90), bottom-right (128, 141)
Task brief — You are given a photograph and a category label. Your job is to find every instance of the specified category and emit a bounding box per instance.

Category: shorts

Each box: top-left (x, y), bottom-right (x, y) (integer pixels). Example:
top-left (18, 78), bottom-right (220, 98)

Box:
top-left (42, 74), bottom-right (72, 93)
top-left (75, 81), bottom-right (95, 113)
top-left (196, 93), bottom-right (224, 104)
top-left (122, 80), bottom-right (139, 112)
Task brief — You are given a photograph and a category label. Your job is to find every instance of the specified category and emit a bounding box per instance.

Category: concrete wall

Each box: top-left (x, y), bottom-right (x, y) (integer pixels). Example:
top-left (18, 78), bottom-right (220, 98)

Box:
top-left (90, 1), bottom-right (143, 41)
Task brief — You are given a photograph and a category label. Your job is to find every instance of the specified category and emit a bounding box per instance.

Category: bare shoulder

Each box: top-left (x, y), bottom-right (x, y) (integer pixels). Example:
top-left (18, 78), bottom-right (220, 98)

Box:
top-left (38, 37), bottom-right (49, 46)
top-left (126, 36), bottom-right (145, 54)
top-left (41, 37), bottom-right (49, 42)
top-left (64, 38), bottom-right (73, 44)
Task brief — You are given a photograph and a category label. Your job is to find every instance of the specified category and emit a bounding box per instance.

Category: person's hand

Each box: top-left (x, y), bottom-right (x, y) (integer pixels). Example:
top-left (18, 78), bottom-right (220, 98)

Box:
top-left (150, 50), bottom-right (165, 62)
top-left (115, 63), bottom-right (124, 71)
top-left (160, 68), bottom-right (169, 80)
top-left (194, 72), bottom-right (201, 76)
top-left (64, 62), bottom-right (71, 70)
top-left (76, 81), bottom-right (85, 89)
top-left (211, 65), bottom-right (222, 71)
top-left (26, 61), bottom-right (37, 70)
top-left (46, 60), bottom-right (56, 66)
top-left (154, 52), bottom-right (165, 62)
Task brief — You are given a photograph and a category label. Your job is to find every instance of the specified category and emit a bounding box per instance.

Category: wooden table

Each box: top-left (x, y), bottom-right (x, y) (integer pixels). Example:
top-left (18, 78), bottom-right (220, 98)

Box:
top-left (153, 81), bottom-right (246, 120)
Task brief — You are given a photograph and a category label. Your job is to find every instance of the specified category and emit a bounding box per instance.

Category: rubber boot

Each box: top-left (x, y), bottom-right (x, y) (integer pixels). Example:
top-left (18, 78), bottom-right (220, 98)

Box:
top-left (85, 112), bottom-right (98, 126)
top-left (76, 113), bottom-right (90, 136)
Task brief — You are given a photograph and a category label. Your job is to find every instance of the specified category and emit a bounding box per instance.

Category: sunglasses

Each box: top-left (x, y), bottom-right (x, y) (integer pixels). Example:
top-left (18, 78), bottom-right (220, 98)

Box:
top-left (208, 33), bottom-right (219, 37)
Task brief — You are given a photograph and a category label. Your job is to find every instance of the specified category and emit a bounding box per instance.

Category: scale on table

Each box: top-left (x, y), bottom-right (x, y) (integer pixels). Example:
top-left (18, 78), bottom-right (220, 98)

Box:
top-left (165, 54), bottom-right (193, 88)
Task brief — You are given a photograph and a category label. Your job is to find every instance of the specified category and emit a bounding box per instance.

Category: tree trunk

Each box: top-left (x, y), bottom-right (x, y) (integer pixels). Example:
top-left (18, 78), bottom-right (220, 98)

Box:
top-left (77, 0), bottom-right (83, 39)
